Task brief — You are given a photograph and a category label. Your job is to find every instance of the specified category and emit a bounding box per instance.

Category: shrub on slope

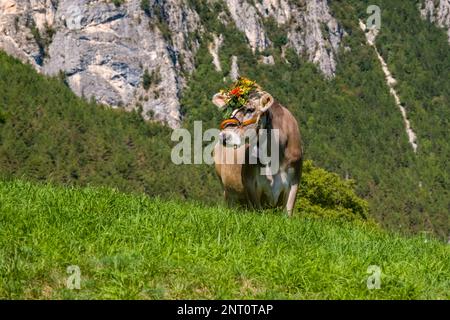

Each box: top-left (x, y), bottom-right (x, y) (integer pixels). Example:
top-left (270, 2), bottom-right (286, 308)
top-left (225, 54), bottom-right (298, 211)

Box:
top-left (298, 160), bottom-right (369, 221)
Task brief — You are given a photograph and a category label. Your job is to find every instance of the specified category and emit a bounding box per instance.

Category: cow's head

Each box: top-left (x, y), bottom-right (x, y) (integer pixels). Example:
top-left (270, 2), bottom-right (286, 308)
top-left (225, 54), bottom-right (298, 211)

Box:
top-left (212, 89), bottom-right (274, 148)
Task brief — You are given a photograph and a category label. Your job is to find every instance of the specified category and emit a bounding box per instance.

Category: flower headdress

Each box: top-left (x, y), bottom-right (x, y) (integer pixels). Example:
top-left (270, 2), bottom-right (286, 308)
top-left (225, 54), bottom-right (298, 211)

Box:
top-left (219, 77), bottom-right (258, 119)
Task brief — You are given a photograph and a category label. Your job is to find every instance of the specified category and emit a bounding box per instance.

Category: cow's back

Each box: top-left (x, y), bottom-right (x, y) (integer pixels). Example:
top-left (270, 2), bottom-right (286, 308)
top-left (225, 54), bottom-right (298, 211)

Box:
top-left (269, 102), bottom-right (303, 184)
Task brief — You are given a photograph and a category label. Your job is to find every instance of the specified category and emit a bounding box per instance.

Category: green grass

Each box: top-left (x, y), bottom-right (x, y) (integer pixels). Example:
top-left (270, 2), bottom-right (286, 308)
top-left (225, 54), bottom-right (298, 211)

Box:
top-left (0, 180), bottom-right (448, 299)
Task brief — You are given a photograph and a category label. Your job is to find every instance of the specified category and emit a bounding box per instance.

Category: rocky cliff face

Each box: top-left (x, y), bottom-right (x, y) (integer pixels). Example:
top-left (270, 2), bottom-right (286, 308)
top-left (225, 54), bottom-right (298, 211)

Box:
top-left (0, 0), bottom-right (56, 67)
top-left (0, 0), bottom-right (343, 127)
top-left (0, 0), bottom-right (202, 128)
top-left (224, 0), bottom-right (343, 77)
top-left (420, 0), bottom-right (450, 42)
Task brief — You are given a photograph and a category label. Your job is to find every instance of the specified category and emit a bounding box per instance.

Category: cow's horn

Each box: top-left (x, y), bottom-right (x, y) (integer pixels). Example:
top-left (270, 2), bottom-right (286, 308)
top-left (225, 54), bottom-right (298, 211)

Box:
top-left (212, 93), bottom-right (228, 110)
top-left (259, 92), bottom-right (274, 113)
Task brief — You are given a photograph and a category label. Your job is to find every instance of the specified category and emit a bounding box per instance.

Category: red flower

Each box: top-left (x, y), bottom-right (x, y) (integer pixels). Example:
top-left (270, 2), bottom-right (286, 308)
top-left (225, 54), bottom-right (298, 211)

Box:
top-left (230, 87), bottom-right (241, 97)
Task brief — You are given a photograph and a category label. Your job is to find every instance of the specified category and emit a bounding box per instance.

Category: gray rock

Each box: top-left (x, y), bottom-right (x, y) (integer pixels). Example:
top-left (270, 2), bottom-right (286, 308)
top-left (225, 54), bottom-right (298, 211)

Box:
top-left (208, 33), bottom-right (224, 72)
top-left (0, 0), bottom-right (56, 68)
top-left (285, 0), bottom-right (343, 78)
top-left (230, 55), bottom-right (239, 81)
top-left (225, 0), bottom-right (270, 52)
top-left (259, 55), bottom-right (275, 65)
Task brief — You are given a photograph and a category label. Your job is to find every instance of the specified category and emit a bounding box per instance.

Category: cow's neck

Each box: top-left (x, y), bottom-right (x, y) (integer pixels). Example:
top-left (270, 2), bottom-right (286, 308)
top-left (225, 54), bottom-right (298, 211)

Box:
top-left (266, 101), bottom-right (284, 129)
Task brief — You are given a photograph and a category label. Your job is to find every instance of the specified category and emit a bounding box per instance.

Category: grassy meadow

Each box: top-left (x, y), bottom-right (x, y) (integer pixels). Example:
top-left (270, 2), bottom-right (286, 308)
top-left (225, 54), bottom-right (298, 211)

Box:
top-left (0, 180), bottom-right (448, 299)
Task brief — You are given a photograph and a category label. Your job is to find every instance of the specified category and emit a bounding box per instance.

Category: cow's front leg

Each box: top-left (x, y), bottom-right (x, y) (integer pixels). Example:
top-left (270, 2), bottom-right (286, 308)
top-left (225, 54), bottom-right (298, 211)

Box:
top-left (224, 190), bottom-right (233, 207)
top-left (286, 183), bottom-right (298, 217)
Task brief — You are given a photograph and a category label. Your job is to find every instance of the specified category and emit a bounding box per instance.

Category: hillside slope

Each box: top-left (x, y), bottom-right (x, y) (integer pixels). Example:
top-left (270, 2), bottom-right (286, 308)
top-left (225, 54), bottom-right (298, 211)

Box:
top-left (0, 180), bottom-right (448, 299)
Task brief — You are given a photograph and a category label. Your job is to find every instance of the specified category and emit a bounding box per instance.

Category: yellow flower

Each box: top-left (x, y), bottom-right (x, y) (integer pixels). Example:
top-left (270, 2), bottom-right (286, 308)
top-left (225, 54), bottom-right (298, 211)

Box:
top-left (218, 77), bottom-right (258, 112)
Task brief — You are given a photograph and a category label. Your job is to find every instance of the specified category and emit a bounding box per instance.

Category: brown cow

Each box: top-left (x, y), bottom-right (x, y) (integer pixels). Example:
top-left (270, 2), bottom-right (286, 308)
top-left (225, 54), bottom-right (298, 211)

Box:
top-left (212, 88), bottom-right (303, 216)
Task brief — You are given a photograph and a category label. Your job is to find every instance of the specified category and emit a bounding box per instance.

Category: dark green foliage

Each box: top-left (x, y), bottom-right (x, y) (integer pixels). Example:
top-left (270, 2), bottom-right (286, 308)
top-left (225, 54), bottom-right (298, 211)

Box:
top-left (343, 0), bottom-right (450, 238)
top-left (149, 2), bottom-right (172, 42)
top-left (263, 17), bottom-right (288, 48)
top-left (298, 160), bottom-right (369, 221)
top-left (29, 22), bottom-right (55, 61)
top-left (370, 0), bottom-right (450, 240)
top-left (43, 23), bottom-right (56, 40)
top-left (140, 0), bottom-right (150, 16)
top-left (142, 68), bottom-right (162, 91)
top-left (0, 108), bottom-right (6, 124)
top-left (112, 0), bottom-right (125, 7)
top-left (30, 26), bottom-right (46, 59)
top-left (142, 69), bottom-right (151, 90)
top-left (187, 0), bottom-right (228, 34)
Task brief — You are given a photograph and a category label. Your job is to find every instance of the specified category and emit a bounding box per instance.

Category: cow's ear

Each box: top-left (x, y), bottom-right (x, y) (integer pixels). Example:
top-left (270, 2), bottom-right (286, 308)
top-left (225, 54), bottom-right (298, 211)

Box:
top-left (212, 93), bottom-right (228, 110)
top-left (259, 92), bottom-right (274, 113)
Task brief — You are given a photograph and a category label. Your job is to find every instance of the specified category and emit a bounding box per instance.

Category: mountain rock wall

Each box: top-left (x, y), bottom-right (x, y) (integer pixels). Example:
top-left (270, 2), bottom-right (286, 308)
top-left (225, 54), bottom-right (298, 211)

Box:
top-left (0, 0), bottom-right (343, 127)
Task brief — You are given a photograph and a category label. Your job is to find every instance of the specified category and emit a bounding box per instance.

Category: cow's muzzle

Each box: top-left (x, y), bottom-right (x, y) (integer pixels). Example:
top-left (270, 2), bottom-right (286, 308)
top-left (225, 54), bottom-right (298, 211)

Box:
top-left (219, 132), bottom-right (241, 148)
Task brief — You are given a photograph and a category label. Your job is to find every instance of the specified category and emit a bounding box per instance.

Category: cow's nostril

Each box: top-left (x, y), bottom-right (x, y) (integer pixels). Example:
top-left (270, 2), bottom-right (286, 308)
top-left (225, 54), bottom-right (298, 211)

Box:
top-left (219, 132), bottom-right (227, 145)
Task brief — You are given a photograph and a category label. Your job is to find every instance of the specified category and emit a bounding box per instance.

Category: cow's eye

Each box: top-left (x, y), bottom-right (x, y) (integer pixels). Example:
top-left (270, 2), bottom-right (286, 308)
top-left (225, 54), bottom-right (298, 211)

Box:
top-left (246, 108), bottom-right (255, 114)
